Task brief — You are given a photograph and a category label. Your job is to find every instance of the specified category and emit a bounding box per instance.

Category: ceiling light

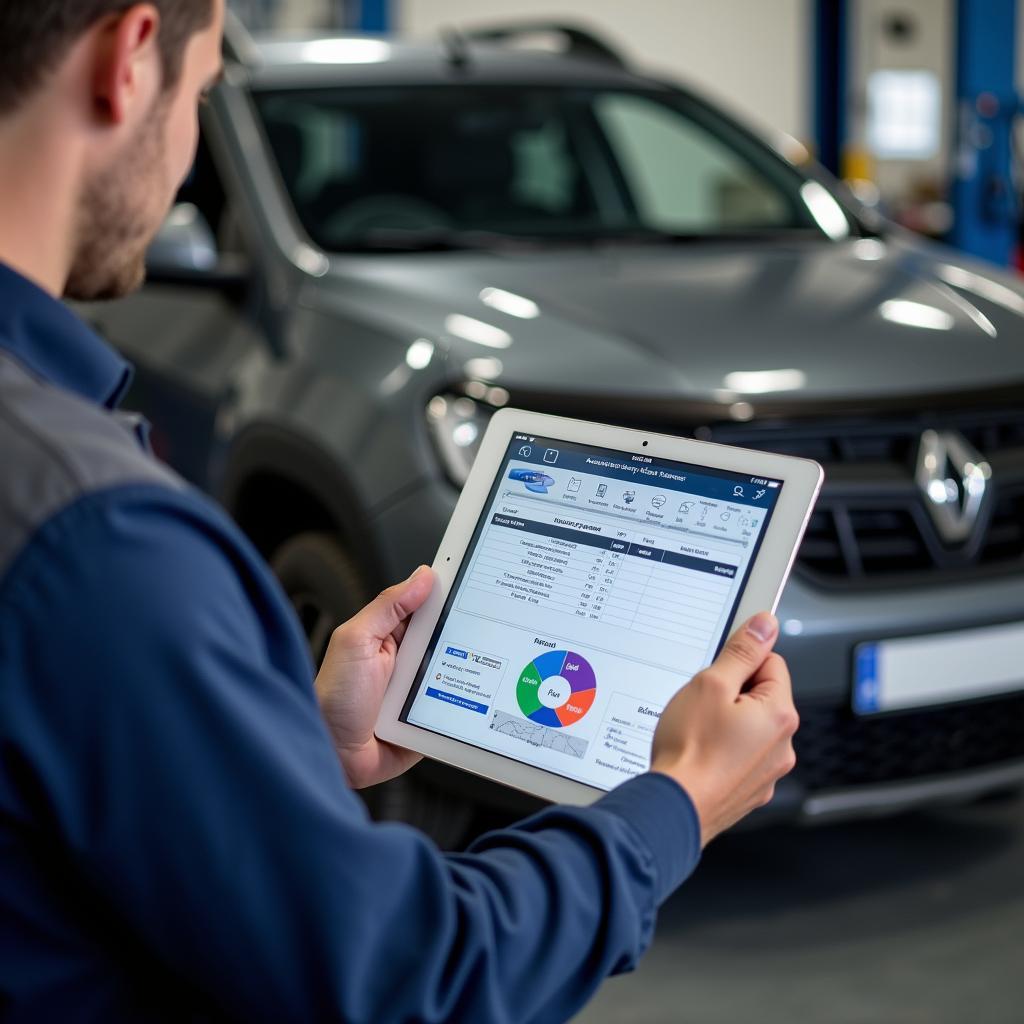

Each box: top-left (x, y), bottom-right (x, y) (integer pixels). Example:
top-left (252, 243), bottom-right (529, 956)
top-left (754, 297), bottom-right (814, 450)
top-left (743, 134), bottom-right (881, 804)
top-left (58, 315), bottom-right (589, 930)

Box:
top-left (723, 369), bottom-right (807, 394)
top-left (300, 39), bottom-right (391, 64)
top-left (936, 264), bottom-right (1024, 315)
top-left (445, 314), bottom-right (513, 349)
top-left (879, 299), bottom-right (954, 331)
top-left (800, 181), bottom-right (850, 240)
top-left (852, 238), bottom-right (886, 261)
top-left (405, 339), bottom-right (434, 369)
top-left (480, 287), bottom-right (540, 319)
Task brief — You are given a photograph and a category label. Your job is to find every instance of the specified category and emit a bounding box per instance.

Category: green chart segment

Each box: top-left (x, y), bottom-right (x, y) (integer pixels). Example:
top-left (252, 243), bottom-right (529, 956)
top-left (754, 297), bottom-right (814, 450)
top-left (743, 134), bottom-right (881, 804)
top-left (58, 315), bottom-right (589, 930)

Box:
top-left (516, 650), bottom-right (597, 728)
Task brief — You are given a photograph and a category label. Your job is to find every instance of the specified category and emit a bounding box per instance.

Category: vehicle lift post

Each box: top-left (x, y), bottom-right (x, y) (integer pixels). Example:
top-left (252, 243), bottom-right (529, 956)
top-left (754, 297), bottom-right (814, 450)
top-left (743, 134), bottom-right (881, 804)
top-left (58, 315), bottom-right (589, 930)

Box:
top-left (951, 0), bottom-right (1018, 268)
top-left (340, 0), bottom-right (389, 33)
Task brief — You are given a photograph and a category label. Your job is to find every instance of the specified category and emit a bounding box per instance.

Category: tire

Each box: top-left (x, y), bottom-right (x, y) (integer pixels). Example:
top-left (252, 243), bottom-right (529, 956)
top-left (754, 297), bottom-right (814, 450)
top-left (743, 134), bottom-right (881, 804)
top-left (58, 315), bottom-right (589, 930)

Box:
top-left (270, 531), bottom-right (368, 669)
top-left (270, 530), bottom-right (476, 848)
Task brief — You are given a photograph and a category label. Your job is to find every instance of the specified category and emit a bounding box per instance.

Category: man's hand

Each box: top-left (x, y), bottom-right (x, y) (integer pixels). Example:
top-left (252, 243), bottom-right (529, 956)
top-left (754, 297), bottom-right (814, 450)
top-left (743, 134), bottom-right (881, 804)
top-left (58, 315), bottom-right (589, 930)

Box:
top-left (650, 612), bottom-right (798, 847)
top-left (315, 566), bottom-right (433, 789)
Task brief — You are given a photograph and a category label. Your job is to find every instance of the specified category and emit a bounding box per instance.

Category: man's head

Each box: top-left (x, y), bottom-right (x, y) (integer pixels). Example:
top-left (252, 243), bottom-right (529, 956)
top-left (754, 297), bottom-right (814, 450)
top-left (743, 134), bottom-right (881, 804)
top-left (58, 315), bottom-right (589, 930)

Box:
top-left (0, 1), bottom-right (225, 300)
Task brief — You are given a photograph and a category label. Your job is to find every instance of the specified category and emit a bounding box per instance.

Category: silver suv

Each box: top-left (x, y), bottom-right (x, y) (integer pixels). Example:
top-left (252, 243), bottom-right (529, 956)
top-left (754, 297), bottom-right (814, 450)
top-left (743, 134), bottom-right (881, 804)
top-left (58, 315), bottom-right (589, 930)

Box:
top-left (88, 21), bottom-right (1024, 835)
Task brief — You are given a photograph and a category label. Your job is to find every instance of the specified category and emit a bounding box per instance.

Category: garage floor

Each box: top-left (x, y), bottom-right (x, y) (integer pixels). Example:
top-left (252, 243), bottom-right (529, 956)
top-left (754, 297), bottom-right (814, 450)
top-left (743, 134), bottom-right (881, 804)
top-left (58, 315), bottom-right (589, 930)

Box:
top-left (575, 793), bottom-right (1024, 1024)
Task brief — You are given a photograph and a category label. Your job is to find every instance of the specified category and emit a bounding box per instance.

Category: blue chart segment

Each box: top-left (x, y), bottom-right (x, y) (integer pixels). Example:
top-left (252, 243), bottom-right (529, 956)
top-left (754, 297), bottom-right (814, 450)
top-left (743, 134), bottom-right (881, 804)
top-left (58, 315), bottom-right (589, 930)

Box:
top-left (516, 650), bottom-right (597, 728)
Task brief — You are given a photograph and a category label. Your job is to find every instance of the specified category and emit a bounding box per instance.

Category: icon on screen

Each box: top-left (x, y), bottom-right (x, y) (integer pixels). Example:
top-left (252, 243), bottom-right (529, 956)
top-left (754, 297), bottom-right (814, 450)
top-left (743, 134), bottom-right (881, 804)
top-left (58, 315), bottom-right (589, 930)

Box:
top-left (754, 488), bottom-right (766, 500)
top-left (651, 494), bottom-right (666, 508)
top-left (679, 501), bottom-right (694, 514)
top-left (518, 445), bottom-right (532, 458)
top-left (733, 485), bottom-right (745, 497)
top-left (721, 512), bottom-right (731, 522)
top-left (543, 449), bottom-right (559, 464)
top-left (509, 468), bottom-right (555, 494)
top-left (623, 490), bottom-right (636, 504)
top-left (596, 483), bottom-right (608, 497)
top-left (567, 476), bottom-right (581, 493)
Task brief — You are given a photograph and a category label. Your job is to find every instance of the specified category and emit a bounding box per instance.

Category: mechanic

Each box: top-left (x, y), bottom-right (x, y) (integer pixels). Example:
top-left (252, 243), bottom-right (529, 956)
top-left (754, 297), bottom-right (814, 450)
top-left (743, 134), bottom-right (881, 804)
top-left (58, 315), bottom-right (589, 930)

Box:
top-left (0, 3), bottom-right (799, 1021)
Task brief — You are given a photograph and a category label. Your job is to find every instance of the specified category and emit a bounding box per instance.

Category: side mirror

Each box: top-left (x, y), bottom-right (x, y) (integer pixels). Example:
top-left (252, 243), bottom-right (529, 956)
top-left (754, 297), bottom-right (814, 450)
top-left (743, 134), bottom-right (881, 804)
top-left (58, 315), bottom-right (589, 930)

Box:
top-left (147, 203), bottom-right (219, 275)
top-left (146, 203), bottom-right (250, 291)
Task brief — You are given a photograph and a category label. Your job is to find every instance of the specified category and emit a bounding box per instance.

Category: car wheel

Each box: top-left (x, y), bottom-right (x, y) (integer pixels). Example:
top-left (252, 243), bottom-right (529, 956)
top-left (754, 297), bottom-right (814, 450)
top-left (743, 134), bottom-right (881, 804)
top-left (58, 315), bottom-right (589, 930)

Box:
top-left (270, 531), bottom-right (367, 668)
top-left (270, 530), bottom-right (476, 849)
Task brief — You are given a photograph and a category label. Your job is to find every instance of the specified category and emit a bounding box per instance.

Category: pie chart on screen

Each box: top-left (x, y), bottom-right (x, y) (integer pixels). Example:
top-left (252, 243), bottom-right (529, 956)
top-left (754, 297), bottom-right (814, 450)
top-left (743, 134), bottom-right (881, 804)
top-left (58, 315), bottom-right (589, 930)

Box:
top-left (516, 650), bottom-right (597, 728)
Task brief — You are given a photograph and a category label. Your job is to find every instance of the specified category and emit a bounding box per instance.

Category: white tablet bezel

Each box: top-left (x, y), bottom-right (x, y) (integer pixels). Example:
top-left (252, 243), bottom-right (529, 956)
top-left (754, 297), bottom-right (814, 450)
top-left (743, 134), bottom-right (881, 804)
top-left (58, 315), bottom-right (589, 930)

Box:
top-left (376, 408), bottom-right (823, 806)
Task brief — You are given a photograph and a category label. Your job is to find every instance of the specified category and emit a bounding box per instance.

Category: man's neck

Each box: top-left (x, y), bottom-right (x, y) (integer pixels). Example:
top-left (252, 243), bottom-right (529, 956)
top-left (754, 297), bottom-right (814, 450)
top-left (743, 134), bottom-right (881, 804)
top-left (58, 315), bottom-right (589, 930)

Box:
top-left (0, 100), bottom-right (82, 297)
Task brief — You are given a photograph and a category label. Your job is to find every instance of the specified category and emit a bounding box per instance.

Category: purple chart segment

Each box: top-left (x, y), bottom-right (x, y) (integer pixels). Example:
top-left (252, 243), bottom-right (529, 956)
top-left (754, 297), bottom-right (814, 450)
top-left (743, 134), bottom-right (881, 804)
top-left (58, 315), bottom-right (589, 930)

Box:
top-left (562, 652), bottom-right (596, 692)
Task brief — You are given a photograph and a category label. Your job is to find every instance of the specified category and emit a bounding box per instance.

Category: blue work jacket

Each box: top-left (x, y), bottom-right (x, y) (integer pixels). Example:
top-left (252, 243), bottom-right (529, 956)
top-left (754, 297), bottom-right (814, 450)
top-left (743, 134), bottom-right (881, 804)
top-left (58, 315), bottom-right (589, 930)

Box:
top-left (0, 262), bottom-right (700, 1023)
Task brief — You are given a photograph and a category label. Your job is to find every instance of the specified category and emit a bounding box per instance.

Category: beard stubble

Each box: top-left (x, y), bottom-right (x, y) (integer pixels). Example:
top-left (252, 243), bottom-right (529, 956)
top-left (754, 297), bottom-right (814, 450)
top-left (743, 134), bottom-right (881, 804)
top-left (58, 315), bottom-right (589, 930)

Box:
top-left (65, 99), bottom-right (172, 302)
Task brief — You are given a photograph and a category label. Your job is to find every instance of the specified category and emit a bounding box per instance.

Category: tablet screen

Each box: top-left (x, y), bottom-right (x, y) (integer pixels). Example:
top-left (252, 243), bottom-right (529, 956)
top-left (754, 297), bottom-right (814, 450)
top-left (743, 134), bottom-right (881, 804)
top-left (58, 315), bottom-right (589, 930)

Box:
top-left (401, 432), bottom-right (784, 791)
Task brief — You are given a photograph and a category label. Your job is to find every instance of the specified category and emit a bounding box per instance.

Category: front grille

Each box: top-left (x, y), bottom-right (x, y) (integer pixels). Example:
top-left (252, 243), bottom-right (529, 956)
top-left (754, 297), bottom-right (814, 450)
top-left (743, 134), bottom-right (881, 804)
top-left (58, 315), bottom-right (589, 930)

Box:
top-left (794, 693), bottom-right (1024, 790)
top-left (705, 409), bottom-right (1024, 583)
top-left (981, 482), bottom-right (1024, 563)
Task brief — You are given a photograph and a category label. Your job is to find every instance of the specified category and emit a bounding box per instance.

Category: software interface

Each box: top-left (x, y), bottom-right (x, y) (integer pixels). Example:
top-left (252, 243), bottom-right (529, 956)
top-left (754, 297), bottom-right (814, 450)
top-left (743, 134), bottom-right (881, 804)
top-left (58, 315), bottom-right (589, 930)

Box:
top-left (402, 433), bottom-right (784, 792)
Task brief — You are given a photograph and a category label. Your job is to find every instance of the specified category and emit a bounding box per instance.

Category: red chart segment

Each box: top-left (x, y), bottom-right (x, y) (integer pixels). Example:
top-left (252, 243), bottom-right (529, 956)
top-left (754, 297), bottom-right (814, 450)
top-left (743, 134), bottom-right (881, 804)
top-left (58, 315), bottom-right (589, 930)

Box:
top-left (555, 685), bottom-right (596, 726)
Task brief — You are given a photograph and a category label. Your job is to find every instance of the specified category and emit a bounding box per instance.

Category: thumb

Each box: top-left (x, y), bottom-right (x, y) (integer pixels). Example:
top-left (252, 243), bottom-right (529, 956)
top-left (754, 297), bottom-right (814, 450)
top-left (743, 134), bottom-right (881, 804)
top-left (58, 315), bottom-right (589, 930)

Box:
top-left (705, 612), bottom-right (779, 696)
top-left (351, 566), bottom-right (433, 641)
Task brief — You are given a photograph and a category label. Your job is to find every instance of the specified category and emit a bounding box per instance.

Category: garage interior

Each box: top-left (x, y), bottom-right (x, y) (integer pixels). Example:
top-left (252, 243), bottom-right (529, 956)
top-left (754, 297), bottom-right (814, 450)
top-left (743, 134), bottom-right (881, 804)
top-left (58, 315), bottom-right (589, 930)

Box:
top-left (5, 0), bottom-right (1022, 1021)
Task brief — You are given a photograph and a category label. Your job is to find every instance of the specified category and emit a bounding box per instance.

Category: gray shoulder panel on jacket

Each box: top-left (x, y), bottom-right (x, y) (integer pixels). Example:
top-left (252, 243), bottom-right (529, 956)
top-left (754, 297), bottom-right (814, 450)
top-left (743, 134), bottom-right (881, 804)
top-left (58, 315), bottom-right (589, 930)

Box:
top-left (0, 351), bottom-right (184, 578)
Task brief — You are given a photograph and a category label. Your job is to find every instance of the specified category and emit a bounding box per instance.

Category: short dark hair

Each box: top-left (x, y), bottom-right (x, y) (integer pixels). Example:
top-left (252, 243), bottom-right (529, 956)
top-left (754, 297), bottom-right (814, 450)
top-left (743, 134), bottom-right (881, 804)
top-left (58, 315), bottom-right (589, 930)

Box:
top-left (0, 1), bottom-right (214, 115)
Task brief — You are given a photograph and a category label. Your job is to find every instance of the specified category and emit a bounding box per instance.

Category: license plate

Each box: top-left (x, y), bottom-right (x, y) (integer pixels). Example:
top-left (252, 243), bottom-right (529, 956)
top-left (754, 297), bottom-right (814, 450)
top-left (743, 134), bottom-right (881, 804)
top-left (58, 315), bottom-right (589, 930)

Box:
top-left (853, 620), bottom-right (1024, 715)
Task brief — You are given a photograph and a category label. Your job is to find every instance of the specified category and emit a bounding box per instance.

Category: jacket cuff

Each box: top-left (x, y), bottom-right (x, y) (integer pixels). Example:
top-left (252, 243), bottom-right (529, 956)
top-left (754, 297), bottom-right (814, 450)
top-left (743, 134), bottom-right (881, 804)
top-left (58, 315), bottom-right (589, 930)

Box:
top-left (593, 772), bottom-right (702, 903)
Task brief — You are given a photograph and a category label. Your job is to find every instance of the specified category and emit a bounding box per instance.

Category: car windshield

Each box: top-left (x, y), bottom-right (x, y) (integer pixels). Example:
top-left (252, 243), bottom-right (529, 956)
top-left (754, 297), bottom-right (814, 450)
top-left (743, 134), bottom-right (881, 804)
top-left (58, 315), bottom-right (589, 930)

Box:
top-left (254, 85), bottom-right (851, 251)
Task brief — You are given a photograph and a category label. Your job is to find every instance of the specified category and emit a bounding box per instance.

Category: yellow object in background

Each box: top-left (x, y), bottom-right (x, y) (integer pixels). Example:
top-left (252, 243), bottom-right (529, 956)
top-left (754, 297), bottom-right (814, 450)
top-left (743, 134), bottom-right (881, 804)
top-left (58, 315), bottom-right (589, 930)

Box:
top-left (842, 145), bottom-right (876, 183)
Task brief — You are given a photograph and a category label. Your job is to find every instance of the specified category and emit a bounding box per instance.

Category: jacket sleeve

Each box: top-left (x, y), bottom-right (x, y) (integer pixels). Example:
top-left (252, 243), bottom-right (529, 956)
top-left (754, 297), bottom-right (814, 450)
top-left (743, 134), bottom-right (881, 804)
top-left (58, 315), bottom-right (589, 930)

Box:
top-left (0, 485), bottom-right (701, 1024)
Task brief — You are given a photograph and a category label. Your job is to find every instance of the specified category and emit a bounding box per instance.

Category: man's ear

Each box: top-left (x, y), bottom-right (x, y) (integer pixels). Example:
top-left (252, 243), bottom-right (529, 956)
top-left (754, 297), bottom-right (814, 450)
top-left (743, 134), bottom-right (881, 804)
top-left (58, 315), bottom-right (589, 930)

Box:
top-left (91, 4), bottom-right (161, 125)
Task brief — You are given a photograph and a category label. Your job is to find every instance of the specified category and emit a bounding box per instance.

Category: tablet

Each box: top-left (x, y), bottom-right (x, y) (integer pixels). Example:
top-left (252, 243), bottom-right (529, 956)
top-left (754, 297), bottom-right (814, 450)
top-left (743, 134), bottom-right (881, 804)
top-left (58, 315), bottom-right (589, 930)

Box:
top-left (377, 409), bottom-right (823, 805)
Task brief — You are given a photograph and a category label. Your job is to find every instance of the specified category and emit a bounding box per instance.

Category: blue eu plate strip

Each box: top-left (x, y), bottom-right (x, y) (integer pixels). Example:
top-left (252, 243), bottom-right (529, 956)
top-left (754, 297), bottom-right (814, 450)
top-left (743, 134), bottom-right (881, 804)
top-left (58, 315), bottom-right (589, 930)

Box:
top-left (853, 644), bottom-right (881, 714)
top-left (426, 687), bottom-right (488, 715)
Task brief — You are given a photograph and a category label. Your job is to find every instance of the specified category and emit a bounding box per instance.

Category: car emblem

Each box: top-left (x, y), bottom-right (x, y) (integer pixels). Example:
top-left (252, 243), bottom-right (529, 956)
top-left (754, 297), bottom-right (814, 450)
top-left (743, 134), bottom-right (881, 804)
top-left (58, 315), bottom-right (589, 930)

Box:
top-left (915, 429), bottom-right (991, 544)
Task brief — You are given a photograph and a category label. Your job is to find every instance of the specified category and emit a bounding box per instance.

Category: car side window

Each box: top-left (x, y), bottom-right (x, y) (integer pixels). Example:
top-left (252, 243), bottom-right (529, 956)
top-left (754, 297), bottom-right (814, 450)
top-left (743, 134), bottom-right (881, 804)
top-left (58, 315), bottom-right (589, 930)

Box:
top-left (594, 93), bottom-right (790, 231)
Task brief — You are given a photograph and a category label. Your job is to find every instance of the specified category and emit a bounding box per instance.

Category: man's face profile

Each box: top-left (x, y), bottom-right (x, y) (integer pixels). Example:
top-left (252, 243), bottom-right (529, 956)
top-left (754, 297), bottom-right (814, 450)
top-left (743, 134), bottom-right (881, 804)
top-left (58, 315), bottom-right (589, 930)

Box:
top-left (65, 1), bottom-right (225, 302)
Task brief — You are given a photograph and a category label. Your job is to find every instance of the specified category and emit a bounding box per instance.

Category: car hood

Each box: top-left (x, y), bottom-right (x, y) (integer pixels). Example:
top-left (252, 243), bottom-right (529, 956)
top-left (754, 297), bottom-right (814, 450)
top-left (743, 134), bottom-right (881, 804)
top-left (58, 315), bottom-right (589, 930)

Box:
top-left (321, 235), bottom-right (1024, 403)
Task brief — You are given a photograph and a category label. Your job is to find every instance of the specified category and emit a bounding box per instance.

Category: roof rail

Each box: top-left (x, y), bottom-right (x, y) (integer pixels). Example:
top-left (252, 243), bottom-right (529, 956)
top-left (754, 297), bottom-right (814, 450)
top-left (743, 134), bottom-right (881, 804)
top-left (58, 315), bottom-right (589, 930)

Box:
top-left (223, 9), bottom-right (261, 68)
top-left (457, 21), bottom-right (627, 68)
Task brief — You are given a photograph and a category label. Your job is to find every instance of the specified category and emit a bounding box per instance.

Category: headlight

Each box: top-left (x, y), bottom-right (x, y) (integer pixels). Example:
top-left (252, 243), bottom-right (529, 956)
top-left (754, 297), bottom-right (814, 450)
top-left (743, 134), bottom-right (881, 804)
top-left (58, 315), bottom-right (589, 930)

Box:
top-left (426, 391), bottom-right (504, 486)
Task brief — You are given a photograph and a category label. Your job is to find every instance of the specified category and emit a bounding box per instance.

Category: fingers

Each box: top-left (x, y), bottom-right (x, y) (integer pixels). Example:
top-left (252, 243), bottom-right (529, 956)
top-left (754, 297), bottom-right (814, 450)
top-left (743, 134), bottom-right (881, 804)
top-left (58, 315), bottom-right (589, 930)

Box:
top-left (745, 653), bottom-right (800, 736)
top-left (701, 612), bottom-right (779, 697)
top-left (745, 653), bottom-right (793, 703)
top-left (347, 566), bottom-right (433, 641)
